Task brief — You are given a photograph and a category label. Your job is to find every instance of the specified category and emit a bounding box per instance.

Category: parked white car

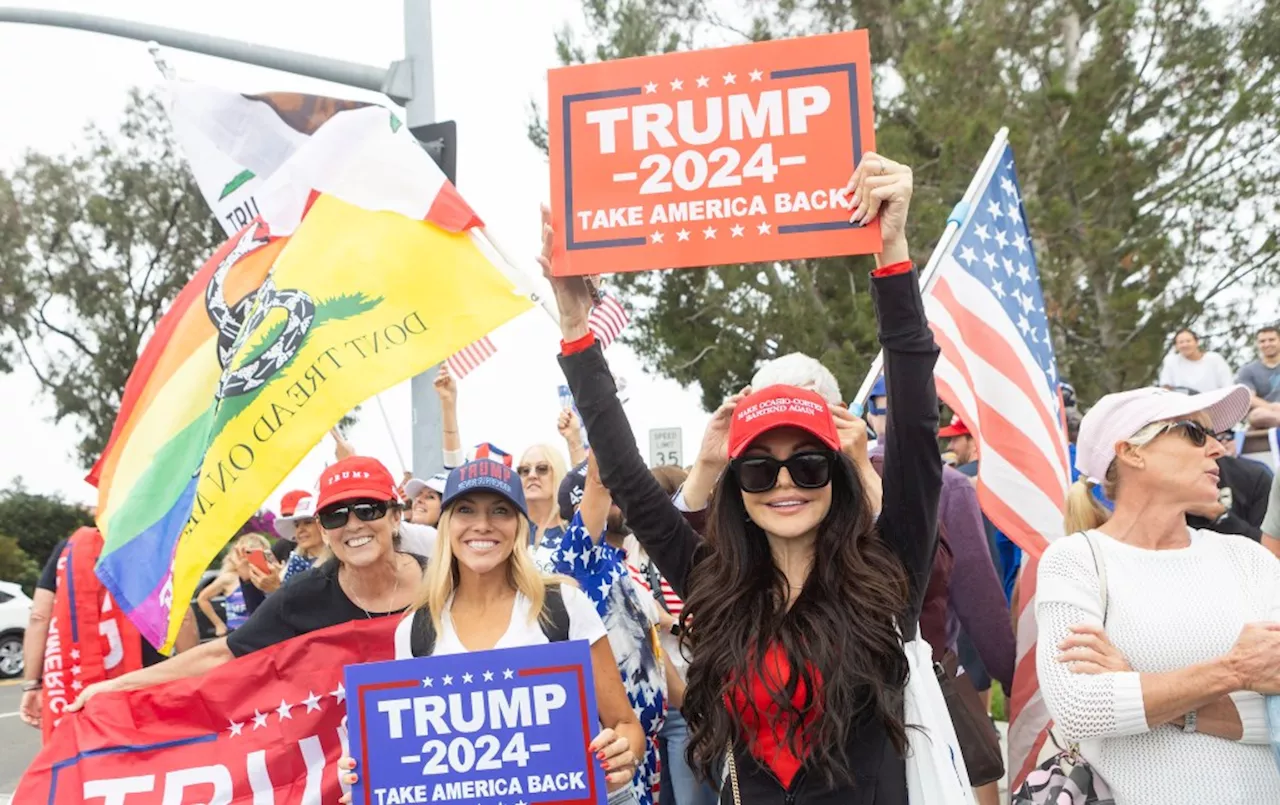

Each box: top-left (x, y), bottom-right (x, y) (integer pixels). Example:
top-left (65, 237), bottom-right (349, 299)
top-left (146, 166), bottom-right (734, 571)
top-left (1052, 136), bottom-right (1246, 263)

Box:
top-left (0, 580), bottom-right (32, 678)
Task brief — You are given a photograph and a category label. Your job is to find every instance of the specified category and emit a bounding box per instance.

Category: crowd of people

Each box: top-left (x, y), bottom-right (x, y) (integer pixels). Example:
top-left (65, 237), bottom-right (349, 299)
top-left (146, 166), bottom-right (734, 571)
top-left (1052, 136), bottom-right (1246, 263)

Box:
top-left (15, 153), bottom-right (1280, 805)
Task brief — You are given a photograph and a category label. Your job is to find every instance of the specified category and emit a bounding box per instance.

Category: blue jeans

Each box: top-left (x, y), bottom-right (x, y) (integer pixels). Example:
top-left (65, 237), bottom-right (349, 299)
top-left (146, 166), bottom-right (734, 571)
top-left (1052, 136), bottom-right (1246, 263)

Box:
top-left (659, 710), bottom-right (718, 805)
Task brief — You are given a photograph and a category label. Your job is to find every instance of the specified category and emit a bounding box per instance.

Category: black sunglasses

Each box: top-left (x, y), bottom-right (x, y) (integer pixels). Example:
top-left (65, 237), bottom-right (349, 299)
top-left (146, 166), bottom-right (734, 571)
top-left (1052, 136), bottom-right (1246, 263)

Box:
top-left (1156, 420), bottom-right (1213, 447)
top-left (318, 500), bottom-right (391, 530)
top-left (731, 451), bottom-right (837, 494)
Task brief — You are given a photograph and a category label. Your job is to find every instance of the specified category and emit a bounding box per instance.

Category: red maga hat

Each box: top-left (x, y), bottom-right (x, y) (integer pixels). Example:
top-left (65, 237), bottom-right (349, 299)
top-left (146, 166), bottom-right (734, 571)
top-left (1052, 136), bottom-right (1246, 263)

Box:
top-left (728, 386), bottom-right (840, 459)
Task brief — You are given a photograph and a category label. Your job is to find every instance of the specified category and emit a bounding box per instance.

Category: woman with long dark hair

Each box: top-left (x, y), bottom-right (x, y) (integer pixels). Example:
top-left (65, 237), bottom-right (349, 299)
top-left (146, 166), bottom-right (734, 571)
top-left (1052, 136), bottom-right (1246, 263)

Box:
top-left (542, 153), bottom-right (943, 803)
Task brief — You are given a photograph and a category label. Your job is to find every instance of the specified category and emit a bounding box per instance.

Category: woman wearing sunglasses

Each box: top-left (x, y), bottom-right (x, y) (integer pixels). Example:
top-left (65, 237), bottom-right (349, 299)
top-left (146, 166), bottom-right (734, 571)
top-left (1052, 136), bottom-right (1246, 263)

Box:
top-left (68, 456), bottom-right (425, 709)
top-left (1029, 386), bottom-right (1280, 804)
top-left (542, 153), bottom-right (944, 804)
top-left (337, 458), bottom-right (645, 804)
top-left (517, 444), bottom-right (571, 571)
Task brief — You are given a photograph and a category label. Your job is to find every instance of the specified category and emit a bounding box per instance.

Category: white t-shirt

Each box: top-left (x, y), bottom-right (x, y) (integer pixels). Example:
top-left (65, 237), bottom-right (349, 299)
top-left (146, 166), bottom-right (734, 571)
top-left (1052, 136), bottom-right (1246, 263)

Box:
top-left (393, 585), bottom-right (607, 658)
top-left (1157, 351), bottom-right (1234, 394)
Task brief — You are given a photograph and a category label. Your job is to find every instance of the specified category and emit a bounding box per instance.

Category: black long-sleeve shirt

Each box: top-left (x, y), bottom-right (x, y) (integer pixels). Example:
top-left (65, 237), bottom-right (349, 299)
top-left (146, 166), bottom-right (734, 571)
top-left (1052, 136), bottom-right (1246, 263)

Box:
top-left (559, 268), bottom-right (941, 804)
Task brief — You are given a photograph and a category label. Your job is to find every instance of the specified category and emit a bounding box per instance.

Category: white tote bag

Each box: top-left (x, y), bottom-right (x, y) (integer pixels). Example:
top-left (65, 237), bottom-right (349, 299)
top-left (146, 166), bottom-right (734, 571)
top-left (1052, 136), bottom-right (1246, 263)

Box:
top-left (902, 635), bottom-right (978, 805)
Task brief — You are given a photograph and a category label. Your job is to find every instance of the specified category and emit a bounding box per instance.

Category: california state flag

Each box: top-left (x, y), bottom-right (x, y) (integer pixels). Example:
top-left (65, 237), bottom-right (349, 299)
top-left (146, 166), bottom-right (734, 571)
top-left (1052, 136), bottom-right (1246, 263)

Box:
top-left (165, 81), bottom-right (370, 234)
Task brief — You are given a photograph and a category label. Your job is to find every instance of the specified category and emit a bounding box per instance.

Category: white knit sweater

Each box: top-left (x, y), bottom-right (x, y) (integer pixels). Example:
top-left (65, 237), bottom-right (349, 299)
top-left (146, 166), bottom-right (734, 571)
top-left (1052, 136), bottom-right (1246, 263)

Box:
top-left (1036, 528), bottom-right (1280, 805)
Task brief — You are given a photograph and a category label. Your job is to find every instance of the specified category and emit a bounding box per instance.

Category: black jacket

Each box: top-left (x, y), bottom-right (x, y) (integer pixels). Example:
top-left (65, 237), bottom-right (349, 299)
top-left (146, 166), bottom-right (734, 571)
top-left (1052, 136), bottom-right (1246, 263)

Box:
top-left (1186, 455), bottom-right (1274, 541)
top-left (559, 268), bottom-right (941, 804)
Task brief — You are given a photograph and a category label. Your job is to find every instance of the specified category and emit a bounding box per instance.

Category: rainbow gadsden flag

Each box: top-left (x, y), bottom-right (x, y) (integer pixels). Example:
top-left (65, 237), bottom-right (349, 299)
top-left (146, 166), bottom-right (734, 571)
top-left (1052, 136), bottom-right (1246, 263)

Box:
top-left (88, 107), bottom-right (536, 652)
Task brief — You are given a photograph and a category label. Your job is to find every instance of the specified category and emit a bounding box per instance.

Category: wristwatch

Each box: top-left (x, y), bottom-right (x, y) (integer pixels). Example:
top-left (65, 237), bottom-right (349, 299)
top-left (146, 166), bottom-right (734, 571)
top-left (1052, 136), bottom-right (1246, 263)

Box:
top-left (21, 679), bottom-right (42, 692)
top-left (1182, 709), bottom-right (1198, 733)
top-left (669, 622), bottom-right (682, 637)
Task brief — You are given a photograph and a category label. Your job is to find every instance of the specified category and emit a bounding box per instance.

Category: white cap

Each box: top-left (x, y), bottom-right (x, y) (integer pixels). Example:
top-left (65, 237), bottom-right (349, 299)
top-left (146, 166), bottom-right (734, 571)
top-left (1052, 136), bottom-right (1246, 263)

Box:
top-left (404, 472), bottom-right (448, 502)
top-left (750, 352), bottom-right (843, 405)
top-left (1075, 385), bottom-right (1251, 483)
top-left (275, 495), bottom-right (317, 542)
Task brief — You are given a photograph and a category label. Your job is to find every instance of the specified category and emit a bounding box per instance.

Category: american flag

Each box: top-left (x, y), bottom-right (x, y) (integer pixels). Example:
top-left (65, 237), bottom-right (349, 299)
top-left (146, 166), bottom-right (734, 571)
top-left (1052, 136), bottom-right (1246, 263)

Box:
top-left (922, 143), bottom-right (1070, 790)
top-left (445, 336), bottom-right (497, 379)
top-left (469, 442), bottom-right (513, 467)
top-left (588, 292), bottom-right (631, 349)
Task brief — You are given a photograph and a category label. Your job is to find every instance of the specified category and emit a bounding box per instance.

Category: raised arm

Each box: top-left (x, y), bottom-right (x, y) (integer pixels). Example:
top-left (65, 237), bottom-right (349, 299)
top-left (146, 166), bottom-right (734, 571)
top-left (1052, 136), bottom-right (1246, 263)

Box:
top-left (847, 153), bottom-right (941, 629)
top-left (539, 206), bottom-right (707, 597)
top-left (434, 364), bottom-right (464, 468)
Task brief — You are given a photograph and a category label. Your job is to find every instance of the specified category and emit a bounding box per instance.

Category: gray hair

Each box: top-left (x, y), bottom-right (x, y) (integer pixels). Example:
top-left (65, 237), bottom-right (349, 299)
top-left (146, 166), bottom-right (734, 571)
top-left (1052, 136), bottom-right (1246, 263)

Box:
top-left (751, 352), bottom-right (842, 405)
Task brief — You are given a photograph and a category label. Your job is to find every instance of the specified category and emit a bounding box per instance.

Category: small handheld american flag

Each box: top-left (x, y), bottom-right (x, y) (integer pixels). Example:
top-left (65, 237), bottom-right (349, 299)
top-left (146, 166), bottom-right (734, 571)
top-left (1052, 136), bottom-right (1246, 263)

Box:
top-left (588, 292), bottom-right (631, 350)
top-left (445, 336), bottom-right (497, 379)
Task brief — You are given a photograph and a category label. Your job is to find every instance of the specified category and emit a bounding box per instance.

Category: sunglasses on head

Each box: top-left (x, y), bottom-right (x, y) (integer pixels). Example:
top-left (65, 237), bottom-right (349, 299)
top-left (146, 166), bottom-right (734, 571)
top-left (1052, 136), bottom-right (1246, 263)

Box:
top-left (730, 450), bottom-right (837, 494)
top-left (517, 463), bottom-right (552, 478)
top-left (318, 500), bottom-right (391, 530)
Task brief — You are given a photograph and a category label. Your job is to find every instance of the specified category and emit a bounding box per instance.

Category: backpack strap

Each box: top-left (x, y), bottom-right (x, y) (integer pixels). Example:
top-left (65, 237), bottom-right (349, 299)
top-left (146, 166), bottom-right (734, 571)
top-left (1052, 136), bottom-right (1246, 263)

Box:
top-left (540, 584), bottom-right (572, 643)
top-left (409, 607), bottom-right (437, 658)
top-left (643, 561), bottom-right (670, 614)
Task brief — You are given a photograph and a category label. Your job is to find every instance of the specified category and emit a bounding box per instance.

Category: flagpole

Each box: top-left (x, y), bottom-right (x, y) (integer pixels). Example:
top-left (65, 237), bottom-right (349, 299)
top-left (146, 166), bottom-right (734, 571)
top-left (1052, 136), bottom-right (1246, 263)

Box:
top-left (472, 227), bottom-right (562, 325)
top-left (848, 127), bottom-right (1010, 412)
top-left (374, 395), bottom-right (408, 476)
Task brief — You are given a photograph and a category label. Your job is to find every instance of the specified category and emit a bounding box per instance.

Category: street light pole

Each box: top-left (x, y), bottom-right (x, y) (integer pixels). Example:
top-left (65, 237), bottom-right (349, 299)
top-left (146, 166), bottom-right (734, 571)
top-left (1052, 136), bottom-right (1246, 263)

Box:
top-left (0, 1), bottom-right (445, 479)
top-left (401, 0), bottom-right (446, 481)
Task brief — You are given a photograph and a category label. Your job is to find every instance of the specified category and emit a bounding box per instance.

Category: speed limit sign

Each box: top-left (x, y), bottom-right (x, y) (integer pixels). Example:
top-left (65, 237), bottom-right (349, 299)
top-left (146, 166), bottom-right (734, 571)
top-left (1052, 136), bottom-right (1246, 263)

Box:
top-left (648, 428), bottom-right (683, 468)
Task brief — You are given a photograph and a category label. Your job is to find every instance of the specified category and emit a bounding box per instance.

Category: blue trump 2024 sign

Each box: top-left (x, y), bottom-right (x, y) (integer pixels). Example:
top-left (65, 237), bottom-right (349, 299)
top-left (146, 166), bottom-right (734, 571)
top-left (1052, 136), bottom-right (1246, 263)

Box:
top-left (345, 640), bottom-right (606, 805)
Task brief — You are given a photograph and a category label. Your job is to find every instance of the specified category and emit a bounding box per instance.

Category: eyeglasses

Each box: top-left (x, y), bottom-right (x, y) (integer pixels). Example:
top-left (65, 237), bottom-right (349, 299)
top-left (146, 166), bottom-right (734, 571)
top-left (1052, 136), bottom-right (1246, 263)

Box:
top-left (517, 463), bottom-right (552, 478)
top-left (318, 500), bottom-right (390, 530)
top-left (731, 451), bottom-right (836, 494)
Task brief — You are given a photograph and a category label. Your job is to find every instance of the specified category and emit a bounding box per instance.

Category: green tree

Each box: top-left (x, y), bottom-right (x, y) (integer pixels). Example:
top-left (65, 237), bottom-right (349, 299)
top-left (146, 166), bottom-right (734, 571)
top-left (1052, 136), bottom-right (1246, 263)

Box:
top-left (0, 89), bottom-right (223, 467)
top-left (534, 0), bottom-right (1280, 407)
top-left (0, 534), bottom-right (40, 591)
top-left (0, 480), bottom-right (94, 575)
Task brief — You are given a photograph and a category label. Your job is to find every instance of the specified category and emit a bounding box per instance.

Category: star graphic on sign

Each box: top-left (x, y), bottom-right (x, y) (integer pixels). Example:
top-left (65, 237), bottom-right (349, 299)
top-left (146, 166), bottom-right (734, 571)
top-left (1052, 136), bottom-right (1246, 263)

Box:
top-left (330, 683), bottom-right (346, 704)
top-left (973, 224), bottom-right (991, 243)
top-left (71, 680), bottom-right (83, 692)
top-left (986, 200), bottom-right (1004, 220)
top-left (71, 665), bottom-right (81, 676)
top-left (644, 81), bottom-right (658, 94)
top-left (462, 672), bottom-right (474, 684)
top-left (650, 231), bottom-right (663, 244)
top-left (696, 75), bottom-right (710, 88)
top-left (228, 719), bottom-right (244, 738)
top-left (276, 699), bottom-right (294, 721)
top-left (1007, 204), bottom-right (1023, 224)
top-left (669, 78), bottom-right (683, 91)
top-left (723, 72), bottom-right (736, 85)
top-left (958, 245), bottom-right (977, 266)
top-left (252, 709), bottom-right (269, 730)
top-left (994, 229), bottom-right (1009, 249)
top-left (757, 221), bottom-right (772, 235)
top-left (981, 251), bottom-right (998, 271)
top-left (749, 69), bottom-right (764, 82)
top-left (702, 226), bottom-right (717, 239)
top-left (302, 691), bottom-right (322, 713)
top-left (422, 676), bottom-right (434, 687)
top-left (70, 649), bottom-right (80, 660)
top-left (442, 674), bottom-right (454, 686)
top-left (503, 668), bottom-right (514, 680)
top-left (1012, 232), bottom-right (1027, 254)
top-left (730, 224), bottom-right (744, 238)
top-left (483, 670), bottom-right (495, 682)
top-left (676, 229), bottom-right (690, 242)
top-left (1017, 263), bottom-right (1032, 284)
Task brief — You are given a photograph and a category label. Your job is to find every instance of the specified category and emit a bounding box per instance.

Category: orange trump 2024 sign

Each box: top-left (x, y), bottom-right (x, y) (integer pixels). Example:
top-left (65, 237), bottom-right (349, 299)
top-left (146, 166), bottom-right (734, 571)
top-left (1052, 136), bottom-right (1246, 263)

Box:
top-left (547, 30), bottom-right (880, 277)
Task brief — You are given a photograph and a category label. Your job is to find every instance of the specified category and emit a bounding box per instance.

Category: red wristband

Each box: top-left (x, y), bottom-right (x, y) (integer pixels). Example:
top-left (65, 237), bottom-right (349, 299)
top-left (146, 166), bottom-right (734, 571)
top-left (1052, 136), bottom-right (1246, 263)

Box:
top-left (871, 260), bottom-right (913, 278)
top-left (560, 331), bottom-right (597, 356)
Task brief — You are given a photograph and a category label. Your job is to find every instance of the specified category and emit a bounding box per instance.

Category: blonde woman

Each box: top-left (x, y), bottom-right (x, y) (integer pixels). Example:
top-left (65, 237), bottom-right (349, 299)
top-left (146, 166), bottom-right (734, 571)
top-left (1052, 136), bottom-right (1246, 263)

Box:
top-left (1034, 385), bottom-right (1280, 804)
top-left (196, 533), bottom-right (273, 637)
top-left (338, 458), bottom-right (644, 803)
top-left (518, 443), bottom-right (571, 570)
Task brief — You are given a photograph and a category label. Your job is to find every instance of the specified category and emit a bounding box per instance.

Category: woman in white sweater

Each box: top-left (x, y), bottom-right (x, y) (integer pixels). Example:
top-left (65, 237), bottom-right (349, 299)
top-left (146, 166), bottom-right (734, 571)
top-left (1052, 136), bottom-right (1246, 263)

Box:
top-left (1038, 384), bottom-right (1280, 805)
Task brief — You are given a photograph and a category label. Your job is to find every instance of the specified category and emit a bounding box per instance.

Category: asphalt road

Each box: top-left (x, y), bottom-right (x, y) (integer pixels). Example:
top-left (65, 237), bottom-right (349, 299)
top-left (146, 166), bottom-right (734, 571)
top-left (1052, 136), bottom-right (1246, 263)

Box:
top-left (0, 679), bottom-right (39, 800)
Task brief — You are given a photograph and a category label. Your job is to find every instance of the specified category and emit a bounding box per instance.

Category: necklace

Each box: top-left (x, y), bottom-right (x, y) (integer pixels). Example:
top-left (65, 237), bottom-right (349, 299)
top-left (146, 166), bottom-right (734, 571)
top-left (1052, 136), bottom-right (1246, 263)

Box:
top-left (346, 553), bottom-right (405, 619)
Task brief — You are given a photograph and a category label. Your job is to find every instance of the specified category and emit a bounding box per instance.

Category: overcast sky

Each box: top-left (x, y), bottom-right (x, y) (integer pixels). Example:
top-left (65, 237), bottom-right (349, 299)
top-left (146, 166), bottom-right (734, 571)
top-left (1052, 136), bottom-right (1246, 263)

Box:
top-left (0, 0), bottom-right (715, 510)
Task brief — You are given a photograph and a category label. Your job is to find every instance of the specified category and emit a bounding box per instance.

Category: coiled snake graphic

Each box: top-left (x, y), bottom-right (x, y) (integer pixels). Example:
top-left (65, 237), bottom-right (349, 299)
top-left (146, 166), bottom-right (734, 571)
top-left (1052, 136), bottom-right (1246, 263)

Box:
top-left (204, 223), bottom-right (315, 399)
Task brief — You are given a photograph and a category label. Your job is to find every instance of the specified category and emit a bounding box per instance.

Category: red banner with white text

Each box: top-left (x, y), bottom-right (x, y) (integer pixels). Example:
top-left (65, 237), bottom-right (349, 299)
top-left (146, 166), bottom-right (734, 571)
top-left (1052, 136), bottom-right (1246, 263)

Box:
top-left (18, 617), bottom-right (397, 804)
